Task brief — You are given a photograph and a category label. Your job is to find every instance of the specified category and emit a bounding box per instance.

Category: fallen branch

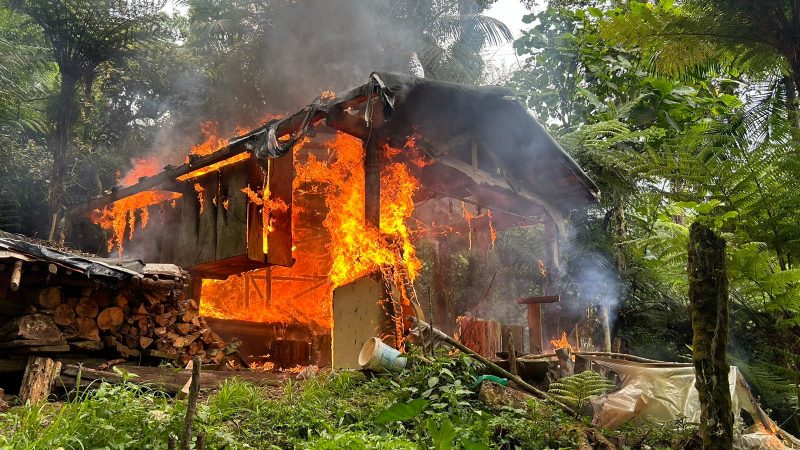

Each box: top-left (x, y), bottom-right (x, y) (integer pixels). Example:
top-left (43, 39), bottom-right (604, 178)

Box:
top-left (409, 317), bottom-right (576, 415)
top-left (517, 351), bottom-right (682, 365)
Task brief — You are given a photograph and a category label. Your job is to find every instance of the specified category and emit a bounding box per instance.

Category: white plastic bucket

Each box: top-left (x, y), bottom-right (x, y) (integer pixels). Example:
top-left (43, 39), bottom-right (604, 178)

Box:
top-left (358, 337), bottom-right (407, 372)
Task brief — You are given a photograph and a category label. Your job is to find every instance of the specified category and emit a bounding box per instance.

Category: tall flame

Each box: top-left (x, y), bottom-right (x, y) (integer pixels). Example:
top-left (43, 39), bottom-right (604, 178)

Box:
top-left (200, 131), bottom-right (421, 330)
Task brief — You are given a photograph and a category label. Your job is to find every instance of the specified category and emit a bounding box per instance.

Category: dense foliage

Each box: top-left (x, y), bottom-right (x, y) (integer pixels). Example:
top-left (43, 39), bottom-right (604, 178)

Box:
top-left (510, 0), bottom-right (800, 431)
top-left (0, 356), bottom-right (698, 449)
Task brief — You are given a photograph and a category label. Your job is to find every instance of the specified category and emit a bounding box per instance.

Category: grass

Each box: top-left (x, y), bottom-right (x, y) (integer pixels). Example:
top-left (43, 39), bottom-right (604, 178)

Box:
top-left (0, 354), bottom-right (698, 449)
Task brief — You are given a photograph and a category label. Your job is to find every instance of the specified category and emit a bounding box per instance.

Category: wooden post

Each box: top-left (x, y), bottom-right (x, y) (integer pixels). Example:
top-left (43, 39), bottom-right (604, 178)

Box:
top-left (528, 303), bottom-right (543, 354)
top-left (688, 223), bottom-right (733, 450)
top-left (505, 329), bottom-right (518, 376)
top-left (433, 237), bottom-right (454, 335)
top-left (542, 215), bottom-right (560, 352)
top-left (181, 355), bottom-right (202, 450)
top-left (518, 295), bottom-right (559, 355)
top-left (364, 135), bottom-right (381, 230)
top-left (189, 274), bottom-right (203, 303)
top-left (19, 356), bottom-right (61, 404)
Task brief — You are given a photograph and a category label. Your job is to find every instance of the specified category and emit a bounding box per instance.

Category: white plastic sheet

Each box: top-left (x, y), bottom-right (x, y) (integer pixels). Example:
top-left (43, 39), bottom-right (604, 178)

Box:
top-left (586, 357), bottom-right (799, 449)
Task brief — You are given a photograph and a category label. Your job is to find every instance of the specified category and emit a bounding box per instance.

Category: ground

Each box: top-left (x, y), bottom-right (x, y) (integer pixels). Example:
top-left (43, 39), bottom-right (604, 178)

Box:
top-left (0, 354), bottom-right (700, 449)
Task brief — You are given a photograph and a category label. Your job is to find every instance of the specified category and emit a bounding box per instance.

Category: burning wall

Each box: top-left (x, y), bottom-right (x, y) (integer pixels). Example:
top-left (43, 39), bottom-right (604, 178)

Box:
top-left (91, 128), bottom-right (423, 336)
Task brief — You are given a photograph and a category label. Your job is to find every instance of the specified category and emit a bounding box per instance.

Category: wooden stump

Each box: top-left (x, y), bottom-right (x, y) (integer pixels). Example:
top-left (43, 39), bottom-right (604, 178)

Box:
top-left (311, 334), bottom-right (332, 367)
top-left (19, 356), bottom-right (61, 404)
top-left (555, 347), bottom-right (574, 378)
top-left (457, 317), bottom-right (501, 358)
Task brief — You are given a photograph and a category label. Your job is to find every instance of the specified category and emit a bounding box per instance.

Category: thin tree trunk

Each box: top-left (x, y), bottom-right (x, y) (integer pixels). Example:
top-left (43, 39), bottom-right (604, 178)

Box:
top-left (48, 72), bottom-right (79, 240)
top-left (688, 223), bottom-right (733, 450)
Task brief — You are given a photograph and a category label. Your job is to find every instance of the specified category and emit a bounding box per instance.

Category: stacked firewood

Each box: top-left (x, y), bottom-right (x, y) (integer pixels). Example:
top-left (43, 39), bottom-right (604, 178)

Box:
top-left (0, 283), bottom-right (229, 366)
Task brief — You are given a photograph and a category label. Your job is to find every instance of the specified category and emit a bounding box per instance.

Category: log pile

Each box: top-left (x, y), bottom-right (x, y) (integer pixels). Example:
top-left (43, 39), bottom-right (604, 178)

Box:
top-left (0, 263), bottom-right (229, 366)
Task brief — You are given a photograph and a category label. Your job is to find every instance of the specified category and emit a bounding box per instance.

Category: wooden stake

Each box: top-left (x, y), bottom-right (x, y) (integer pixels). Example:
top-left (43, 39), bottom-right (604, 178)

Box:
top-left (19, 356), bottom-right (61, 404)
top-left (10, 261), bottom-right (22, 291)
top-left (600, 305), bottom-right (612, 352)
top-left (181, 355), bottom-right (202, 450)
top-left (505, 329), bottom-right (518, 376)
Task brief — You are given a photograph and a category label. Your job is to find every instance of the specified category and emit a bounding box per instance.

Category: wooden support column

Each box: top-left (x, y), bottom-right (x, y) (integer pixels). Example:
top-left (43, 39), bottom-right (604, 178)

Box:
top-left (543, 215), bottom-right (559, 296)
top-left (364, 135), bottom-right (381, 229)
top-left (518, 295), bottom-right (559, 354)
top-left (543, 216), bottom-right (560, 351)
top-left (433, 237), bottom-right (454, 335)
top-left (518, 215), bottom-right (561, 354)
top-left (189, 274), bottom-right (203, 303)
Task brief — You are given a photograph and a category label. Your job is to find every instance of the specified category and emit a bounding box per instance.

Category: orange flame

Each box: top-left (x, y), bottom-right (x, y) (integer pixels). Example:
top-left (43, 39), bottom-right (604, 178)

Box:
top-left (91, 191), bottom-right (180, 255)
top-left (194, 183), bottom-right (205, 214)
top-left (189, 121), bottom-right (227, 158)
top-left (550, 332), bottom-right (575, 352)
top-left (121, 157), bottom-right (161, 186)
top-left (200, 131), bottom-right (421, 331)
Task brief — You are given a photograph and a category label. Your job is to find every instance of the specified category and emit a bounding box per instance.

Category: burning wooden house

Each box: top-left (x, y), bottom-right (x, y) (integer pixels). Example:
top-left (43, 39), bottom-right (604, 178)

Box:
top-left (73, 72), bottom-right (599, 369)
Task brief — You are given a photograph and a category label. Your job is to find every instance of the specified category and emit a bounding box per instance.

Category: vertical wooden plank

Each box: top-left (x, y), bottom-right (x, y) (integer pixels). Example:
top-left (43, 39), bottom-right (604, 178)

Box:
top-left (543, 215), bottom-right (560, 294)
top-left (175, 184), bottom-right (201, 268)
top-left (19, 356), bottom-right (61, 404)
top-left (433, 237), bottom-right (454, 335)
top-left (364, 136), bottom-right (381, 229)
top-left (196, 173), bottom-right (219, 265)
top-left (527, 304), bottom-right (543, 354)
top-left (246, 157), bottom-right (266, 263)
top-left (266, 152), bottom-right (293, 267)
top-left (542, 214), bottom-right (560, 351)
top-left (216, 160), bottom-right (249, 261)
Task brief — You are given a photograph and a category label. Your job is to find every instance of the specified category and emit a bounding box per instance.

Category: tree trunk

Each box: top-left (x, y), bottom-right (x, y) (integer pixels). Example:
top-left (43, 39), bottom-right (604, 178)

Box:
top-left (48, 72), bottom-right (80, 240)
top-left (688, 223), bottom-right (733, 450)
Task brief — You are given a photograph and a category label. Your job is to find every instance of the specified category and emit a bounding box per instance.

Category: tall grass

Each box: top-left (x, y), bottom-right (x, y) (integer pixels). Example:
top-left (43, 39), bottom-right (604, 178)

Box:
top-left (0, 355), bottom-right (698, 449)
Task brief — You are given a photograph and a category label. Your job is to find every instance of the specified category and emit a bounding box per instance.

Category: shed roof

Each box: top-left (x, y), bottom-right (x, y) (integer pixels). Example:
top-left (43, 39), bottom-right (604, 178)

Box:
top-left (0, 231), bottom-right (184, 285)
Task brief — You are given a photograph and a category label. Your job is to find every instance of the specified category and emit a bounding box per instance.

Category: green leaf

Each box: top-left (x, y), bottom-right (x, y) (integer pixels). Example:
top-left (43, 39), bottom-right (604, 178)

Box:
top-left (374, 398), bottom-right (428, 424)
top-left (671, 85), bottom-right (697, 96)
top-left (588, 7), bottom-right (603, 18)
top-left (461, 438), bottom-right (492, 450)
top-left (428, 376), bottom-right (439, 388)
top-left (426, 417), bottom-right (456, 450)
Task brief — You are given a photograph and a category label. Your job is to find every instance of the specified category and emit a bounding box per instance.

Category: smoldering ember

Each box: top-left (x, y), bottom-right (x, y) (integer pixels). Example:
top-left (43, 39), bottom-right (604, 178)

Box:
top-left (2, 2), bottom-right (800, 449)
